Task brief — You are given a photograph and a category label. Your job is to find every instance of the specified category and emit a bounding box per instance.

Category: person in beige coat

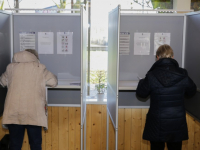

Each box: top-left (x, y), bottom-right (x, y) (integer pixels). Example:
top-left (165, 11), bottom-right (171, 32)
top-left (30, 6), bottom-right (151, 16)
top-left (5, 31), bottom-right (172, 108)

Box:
top-left (0, 50), bottom-right (57, 150)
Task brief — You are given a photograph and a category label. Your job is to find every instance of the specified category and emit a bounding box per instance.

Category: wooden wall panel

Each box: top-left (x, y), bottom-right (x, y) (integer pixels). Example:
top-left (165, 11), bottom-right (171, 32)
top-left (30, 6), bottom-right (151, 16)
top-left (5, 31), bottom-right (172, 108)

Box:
top-left (101, 105), bottom-right (107, 150)
top-left (52, 107), bottom-right (59, 150)
top-left (69, 107), bottom-right (76, 150)
top-left (21, 129), bottom-right (29, 150)
top-left (91, 105), bottom-right (102, 150)
top-left (164, 143), bottom-right (167, 150)
top-left (188, 114), bottom-right (195, 150)
top-left (124, 109), bottom-right (131, 150)
top-left (42, 128), bottom-right (46, 150)
top-left (118, 108), bottom-right (125, 150)
top-left (109, 116), bottom-right (115, 150)
top-left (45, 107), bottom-right (52, 150)
top-left (58, 107), bottom-right (69, 150)
top-left (86, 104), bottom-right (92, 150)
top-left (131, 109), bottom-right (142, 150)
top-left (87, 104), bottom-right (108, 150)
top-left (141, 109), bottom-right (149, 150)
top-left (75, 107), bottom-right (81, 150)
top-left (0, 105), bottom-right (199, 150)
top-left (182, 113), bottom-right (188, 150)
top-left (194, 120), bottom-right (200, 150)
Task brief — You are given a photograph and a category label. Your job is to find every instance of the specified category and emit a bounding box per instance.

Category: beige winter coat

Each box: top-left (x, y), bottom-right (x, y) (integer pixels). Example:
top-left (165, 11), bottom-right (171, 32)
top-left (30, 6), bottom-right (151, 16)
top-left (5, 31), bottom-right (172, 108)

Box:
top-left (0, 51), bottom-right (57, 129)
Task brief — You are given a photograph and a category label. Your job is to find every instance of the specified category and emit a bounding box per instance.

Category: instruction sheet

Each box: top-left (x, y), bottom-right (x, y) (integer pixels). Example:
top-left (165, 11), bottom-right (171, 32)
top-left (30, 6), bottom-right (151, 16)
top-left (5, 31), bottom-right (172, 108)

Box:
top-left (134, 33), bottom-right (150, 55)
top-left (154, 33), bottom-right (171, 55)
top-left (57, 32), bottom-right (73, 54)
top-left (19, 32), bottom-right (35, 51)
top-left (38, 32), bottom-right (54, 54)
top-left (120, 32), bottom-right (130, 55)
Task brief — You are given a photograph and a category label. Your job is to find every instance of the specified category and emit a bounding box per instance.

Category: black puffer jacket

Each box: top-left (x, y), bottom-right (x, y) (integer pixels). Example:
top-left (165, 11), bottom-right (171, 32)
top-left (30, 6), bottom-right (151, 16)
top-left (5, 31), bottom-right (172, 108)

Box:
top-left (136, 58), bottom-right (196, 142)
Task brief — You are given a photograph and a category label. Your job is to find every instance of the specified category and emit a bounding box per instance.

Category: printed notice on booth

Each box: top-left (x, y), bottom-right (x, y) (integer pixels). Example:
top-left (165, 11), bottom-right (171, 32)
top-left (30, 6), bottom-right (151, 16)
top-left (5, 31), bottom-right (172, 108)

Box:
top-left (19, 32), bottom-right (35, 51)
top-left (134, 33), bottom-right (150, 55)
top-left (38, 32), bottom-right (54, 54)
top-left (57, 32), bottom-right (73, 54)
top-left (154, 33), bottom-right (171, 55)
top-left (120, 32), bottom-right (130, 55)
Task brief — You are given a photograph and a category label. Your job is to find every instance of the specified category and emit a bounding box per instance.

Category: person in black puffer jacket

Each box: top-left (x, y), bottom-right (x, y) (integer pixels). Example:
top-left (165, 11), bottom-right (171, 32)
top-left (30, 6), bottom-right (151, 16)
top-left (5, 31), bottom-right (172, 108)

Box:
top-left (136, 44), bottom-right (197, 150)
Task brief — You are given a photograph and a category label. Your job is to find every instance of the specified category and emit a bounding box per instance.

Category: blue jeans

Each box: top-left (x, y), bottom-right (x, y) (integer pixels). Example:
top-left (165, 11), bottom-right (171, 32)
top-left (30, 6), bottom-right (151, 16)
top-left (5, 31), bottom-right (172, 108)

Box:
top-left (7, 124), bottom-right (42, 150)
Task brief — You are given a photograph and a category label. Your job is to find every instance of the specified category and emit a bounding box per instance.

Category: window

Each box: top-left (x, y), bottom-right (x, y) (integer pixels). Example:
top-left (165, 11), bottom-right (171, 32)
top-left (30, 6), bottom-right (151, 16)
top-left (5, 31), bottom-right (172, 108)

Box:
top-left (191, 0), bottom-right (200, 11)
top-left (88, 0), bottom-right (174, 102)
top-left (2, 0), bottom-right (84, 13)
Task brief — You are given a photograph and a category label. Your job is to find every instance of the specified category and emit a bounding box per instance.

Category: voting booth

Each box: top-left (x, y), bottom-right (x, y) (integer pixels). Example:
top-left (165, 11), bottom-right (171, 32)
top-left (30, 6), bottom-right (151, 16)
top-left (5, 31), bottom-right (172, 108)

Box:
top-left (107, 5), bottom-right (199, 150)
top-left (0, 11), bottom-right (11, 117)
top-left (0, 6), bottom-right (87, 150)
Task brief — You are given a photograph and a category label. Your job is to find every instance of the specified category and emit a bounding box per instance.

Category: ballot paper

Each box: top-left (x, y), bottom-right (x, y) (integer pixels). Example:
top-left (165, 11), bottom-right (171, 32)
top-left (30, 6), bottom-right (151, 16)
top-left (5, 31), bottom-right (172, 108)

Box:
top-left (38, 32), bottom-right (54, 54)
top-left (154, 33), bottom-right (171, 55)
top-left (57, 32), bottom-right (73, 54)
top-left (134, 33), bottom-right (150, 55)
top-left (120, 32), bottom-right (130, 55)
top-left (19, 32), bottom-right (35, 51)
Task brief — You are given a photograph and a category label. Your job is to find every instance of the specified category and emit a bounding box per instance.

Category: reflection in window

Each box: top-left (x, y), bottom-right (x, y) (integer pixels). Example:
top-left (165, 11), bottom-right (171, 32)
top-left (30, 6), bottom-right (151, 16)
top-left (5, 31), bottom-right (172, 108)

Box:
top-left (191, 0), bottom-right (200, 11)
top-left (150, 0), bottom-right (173, 9)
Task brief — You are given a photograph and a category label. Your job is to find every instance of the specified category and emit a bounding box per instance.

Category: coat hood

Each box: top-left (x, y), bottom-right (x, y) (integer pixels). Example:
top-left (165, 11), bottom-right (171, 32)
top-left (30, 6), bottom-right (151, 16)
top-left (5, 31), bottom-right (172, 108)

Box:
top-left (12, 51), bottom-right (39, 63)
top-left (148, 58), bottom-right (186, 87)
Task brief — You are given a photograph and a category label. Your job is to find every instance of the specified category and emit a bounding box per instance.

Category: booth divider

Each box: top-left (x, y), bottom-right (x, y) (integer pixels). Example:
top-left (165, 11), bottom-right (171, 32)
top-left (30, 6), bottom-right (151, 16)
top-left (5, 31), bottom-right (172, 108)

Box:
top-left (184, 12), bottom-right (200, 122)
top-left (0, 11), bottom-right (12, 117)
top-left (107, 5), bottom-right (120, 150)
top-left (81, 6), bottom-right (88, 150)
top-left (0, 11), bottom-right (11, 75)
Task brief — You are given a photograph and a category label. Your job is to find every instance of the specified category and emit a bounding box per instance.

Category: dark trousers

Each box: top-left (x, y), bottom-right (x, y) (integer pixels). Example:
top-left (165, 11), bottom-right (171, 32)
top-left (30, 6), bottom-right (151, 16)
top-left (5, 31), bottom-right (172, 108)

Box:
top-left (150, 141), bottom-right (182, 150)
top-left (7, 124), bottom-right (42, 150)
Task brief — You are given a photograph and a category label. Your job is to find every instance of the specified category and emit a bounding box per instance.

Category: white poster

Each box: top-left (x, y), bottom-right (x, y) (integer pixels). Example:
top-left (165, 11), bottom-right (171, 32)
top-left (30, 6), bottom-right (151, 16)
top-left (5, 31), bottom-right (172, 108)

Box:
top-left (38, 32), bottom-right (54, 54)
top-left (154, 33), bottom-right (171, 55)
top-left (19, 32), bottom-right (35, 51)
top-left (134, 33), bottom-right (150, 55)
top-left (120, 32), bottom-right (130, 55)
top-left (57, 32), bottom-right (73, 54)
